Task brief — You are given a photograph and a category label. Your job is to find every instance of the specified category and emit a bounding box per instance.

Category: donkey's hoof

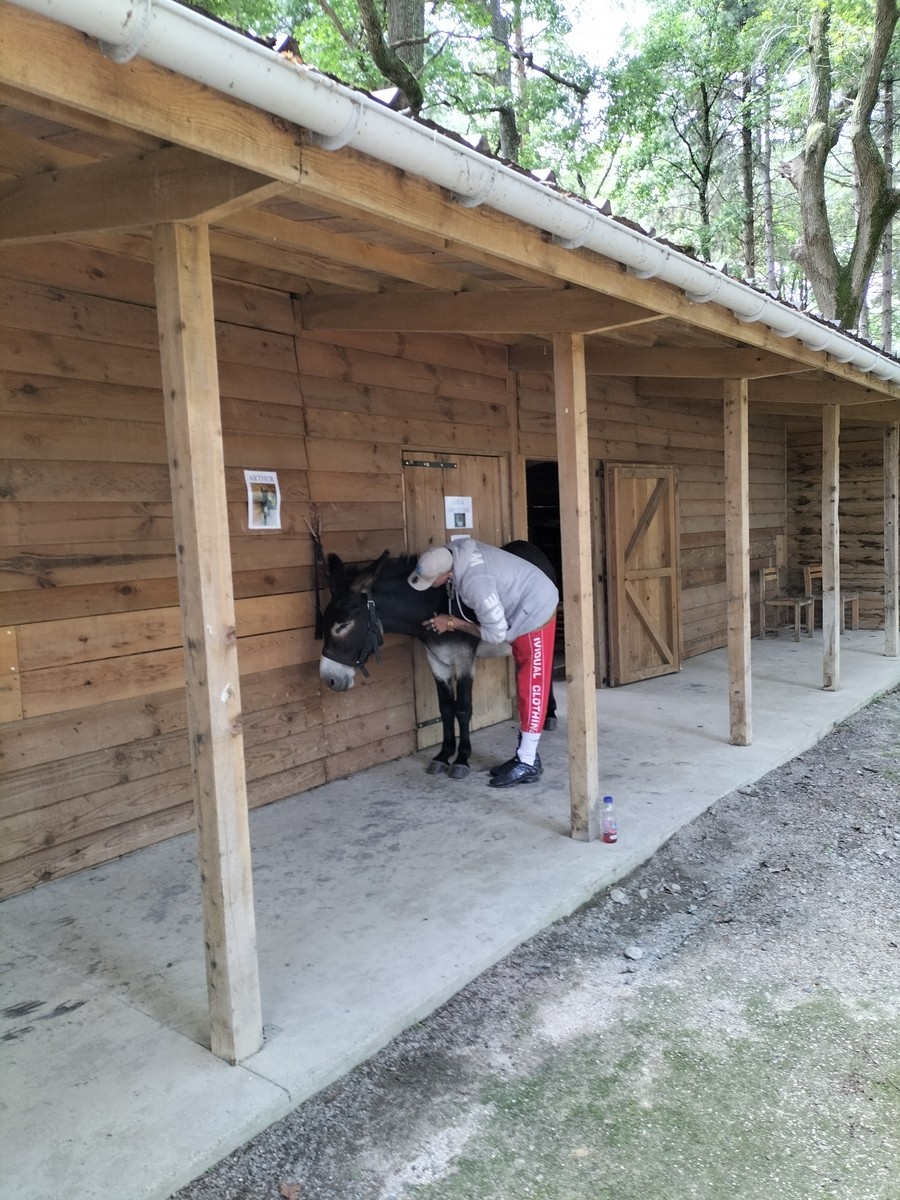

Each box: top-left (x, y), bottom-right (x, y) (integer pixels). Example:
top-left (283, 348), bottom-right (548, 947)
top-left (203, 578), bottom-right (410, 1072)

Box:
top-left (427, 759), bottom-right (451, 776)
top-left (448, 763), bottom-right (470, 780)
top-left (543, 716), bottom-right (558, 731)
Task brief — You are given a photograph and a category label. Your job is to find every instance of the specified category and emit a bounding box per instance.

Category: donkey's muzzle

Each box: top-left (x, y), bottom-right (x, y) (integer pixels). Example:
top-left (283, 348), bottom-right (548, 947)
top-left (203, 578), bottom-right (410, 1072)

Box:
top-left (319, 657), bottom-right (356, 692)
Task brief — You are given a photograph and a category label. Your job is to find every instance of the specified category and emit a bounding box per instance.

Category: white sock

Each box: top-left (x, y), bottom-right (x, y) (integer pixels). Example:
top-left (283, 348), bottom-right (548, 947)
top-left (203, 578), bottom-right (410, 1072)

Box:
top-left (517, 732), bottom-right (541, 765)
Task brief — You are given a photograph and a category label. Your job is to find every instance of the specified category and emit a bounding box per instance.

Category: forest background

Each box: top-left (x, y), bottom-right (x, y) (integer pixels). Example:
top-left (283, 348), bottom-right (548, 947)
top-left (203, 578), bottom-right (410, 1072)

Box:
top-left (204, 0), bottom-right (900, 347)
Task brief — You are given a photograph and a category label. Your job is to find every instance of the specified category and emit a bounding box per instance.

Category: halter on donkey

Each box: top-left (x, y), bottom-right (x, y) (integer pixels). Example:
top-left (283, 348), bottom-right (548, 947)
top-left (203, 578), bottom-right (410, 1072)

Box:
top-left (313, 532), bottom-right (557, 779)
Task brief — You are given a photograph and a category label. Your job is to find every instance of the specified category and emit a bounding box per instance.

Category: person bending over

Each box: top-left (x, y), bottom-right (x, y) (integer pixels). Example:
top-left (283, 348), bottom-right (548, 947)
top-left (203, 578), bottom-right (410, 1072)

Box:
top-left (408, 537), bottom-right (558, 788)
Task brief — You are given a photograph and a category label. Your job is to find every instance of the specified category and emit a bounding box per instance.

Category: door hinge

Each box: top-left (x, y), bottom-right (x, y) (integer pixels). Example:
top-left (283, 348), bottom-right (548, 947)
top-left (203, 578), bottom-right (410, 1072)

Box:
top-left (403, 459), bottom-right (457, 469)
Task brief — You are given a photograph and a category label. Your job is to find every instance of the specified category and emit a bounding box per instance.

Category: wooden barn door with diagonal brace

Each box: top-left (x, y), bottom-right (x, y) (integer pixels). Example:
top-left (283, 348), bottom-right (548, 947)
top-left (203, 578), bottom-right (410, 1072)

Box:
top-left (403, 453), bottom-right (513, 749)
top-left (603, 463), bottom-right (682, 686)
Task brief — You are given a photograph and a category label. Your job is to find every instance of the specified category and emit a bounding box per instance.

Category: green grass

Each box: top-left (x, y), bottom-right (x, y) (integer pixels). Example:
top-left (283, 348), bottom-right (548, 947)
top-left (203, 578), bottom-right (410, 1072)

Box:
top-left (406, 983), bottom-right (900, 1200)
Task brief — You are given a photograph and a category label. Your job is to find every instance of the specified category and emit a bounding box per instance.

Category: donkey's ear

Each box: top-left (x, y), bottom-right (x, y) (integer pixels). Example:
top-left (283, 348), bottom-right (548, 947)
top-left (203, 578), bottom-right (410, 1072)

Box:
top-left (352, 549), bottom-right (390, 593)
top-left (326, 553), bottom-right (346, 589)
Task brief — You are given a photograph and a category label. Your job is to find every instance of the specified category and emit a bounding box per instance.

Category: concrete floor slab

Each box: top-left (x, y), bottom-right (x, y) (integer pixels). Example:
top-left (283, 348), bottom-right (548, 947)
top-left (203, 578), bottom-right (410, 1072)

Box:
top-left (0, 940), bottom-right (286, 1200)
top-left (1, 631), bottom-right (898, 1200)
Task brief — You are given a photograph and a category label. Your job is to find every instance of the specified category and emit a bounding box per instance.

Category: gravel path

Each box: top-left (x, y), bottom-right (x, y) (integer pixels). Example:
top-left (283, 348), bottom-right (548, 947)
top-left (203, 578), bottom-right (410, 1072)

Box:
top-left (174, 686), bottom-right (900, 1200)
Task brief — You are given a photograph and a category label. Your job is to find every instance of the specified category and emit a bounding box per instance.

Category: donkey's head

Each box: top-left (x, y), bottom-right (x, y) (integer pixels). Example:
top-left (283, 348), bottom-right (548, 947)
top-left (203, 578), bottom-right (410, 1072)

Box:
top-left (318, 551), bottom-right (390, 691)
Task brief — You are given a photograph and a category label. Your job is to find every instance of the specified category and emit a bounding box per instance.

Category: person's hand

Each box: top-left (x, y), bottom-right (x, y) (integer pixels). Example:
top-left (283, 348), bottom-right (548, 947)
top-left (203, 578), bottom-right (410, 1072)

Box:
top-left (423, 615), bottom-right (457, 634)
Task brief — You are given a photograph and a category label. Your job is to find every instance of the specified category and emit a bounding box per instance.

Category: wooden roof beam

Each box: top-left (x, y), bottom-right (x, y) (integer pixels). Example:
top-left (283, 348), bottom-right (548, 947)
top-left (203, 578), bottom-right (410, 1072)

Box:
top-left (298, 190), bottom-right (571, 290)
top-left (0, 145), bottom-right (286, 244)
top-left (0, 80), bottom-right (164, 152)
top-left (295, 144), bottom-right (900, 398)
top-left (510, 343), bottom-right (809, 378)
top-left (298, 288), bottom-right (664, 334)
top-left (0, 126), bottom-right (93, 177)
top-left (0, 8), bottom-right (300, 178)
top-left (754, 400), bottom-right (900, 421)
top-left (636, 376), bottom-right (891, 406)
top-left (77, 227), bottom-right (385, 294)
top-left (209, 229), bottom-right (387, 292)
top-left (221, 207), bottom-right (491, 292)
top-left (753, 375), bottom-right (894, 405)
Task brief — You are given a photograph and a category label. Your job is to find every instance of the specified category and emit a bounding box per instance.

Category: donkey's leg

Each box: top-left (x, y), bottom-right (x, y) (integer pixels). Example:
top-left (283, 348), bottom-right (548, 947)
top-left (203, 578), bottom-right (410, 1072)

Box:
top-left (448, 667), bottom-right (474, 779)
top-left (426, 673), bottom-right (458, 776)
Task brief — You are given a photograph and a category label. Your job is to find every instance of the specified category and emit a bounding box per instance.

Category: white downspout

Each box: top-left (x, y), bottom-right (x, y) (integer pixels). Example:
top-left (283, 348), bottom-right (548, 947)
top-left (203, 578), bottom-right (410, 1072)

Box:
top-left (10, 0), bottom-right (900, 389)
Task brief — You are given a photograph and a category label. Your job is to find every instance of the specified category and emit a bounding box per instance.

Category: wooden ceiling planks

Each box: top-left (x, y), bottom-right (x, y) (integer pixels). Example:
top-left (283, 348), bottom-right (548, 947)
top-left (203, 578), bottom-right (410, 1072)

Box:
top-left (1, 1), bottom-right (899, 408)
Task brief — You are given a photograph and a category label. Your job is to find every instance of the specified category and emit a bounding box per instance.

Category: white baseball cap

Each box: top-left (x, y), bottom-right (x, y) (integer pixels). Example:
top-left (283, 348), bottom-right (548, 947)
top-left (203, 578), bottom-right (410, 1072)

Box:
top-left (408, 546), bottom-right (453, 590)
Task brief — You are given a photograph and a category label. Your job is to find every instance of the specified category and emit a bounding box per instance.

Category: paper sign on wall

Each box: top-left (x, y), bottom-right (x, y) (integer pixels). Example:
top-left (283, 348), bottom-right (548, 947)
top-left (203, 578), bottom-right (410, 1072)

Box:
top-left (245, 469), bottom-right (281, 530)
top-left (445, 495), bottom-right (473, 531)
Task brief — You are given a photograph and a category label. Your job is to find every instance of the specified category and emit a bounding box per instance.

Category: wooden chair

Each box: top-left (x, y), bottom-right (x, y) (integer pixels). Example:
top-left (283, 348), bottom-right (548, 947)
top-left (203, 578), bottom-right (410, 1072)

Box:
top-left (757, 565), bottom-right (814, 641)
top-left (802, 564), bottom-right (860, 633)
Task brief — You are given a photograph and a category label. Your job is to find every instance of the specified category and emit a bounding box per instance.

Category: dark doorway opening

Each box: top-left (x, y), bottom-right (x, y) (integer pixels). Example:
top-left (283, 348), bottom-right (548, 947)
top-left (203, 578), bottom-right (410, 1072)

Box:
top-left (525, 461), bottom-right (565, 668)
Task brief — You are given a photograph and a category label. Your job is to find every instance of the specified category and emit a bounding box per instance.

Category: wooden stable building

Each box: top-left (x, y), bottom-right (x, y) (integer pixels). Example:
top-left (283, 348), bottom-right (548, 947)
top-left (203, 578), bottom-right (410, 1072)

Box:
top-left (2, 0), bottom-right (900, 1062)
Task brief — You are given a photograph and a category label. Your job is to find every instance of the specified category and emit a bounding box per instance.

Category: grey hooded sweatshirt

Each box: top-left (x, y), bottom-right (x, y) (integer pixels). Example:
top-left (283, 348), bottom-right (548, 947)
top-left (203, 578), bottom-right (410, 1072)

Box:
top-left (445, 538), bottom-right (559, 644)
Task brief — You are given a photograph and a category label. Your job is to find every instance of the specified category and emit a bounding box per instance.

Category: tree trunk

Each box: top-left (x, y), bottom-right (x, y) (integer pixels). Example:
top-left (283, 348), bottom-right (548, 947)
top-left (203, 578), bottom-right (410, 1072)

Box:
top-left (844, 0), bottom-right (900, 328)
top-left (488, 0), bottom-right (520, 161)
top-left (388, 0), bottom-right (424, 74)
top-left (882, 77), bottom-right (894, 351)
top-left (780, 1), bottom-right (841, 316)
top-left (511, 0), bottom-right (527, 136)
top-left (760, 90), bottom-right (778, 294)
top-left (741, 71), bottom-right (756, 279)
top-left (696, 82), bottom-right (714, 260)
top-left (358, 0), bottom-right (424, 111)
top-left (781, 0), bottom-right (900, 329)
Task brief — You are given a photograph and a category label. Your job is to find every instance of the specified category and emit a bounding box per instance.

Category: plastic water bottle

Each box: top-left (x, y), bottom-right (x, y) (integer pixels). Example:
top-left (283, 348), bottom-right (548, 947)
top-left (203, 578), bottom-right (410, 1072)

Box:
top-left (601, 795), bottom-right (618, 843)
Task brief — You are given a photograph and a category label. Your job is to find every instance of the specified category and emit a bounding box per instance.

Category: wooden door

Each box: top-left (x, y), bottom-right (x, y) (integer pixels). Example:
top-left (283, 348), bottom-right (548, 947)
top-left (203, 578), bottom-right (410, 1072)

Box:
top-left (403, 453), bottom-right (513, 748)
top-left (604, 463), bottom-right (682, 686)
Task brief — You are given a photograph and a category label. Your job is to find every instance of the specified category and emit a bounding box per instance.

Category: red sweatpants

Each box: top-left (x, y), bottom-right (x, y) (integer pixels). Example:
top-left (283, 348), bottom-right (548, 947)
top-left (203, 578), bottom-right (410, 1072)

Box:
top-left (511, 615), bottom-right (557, 734)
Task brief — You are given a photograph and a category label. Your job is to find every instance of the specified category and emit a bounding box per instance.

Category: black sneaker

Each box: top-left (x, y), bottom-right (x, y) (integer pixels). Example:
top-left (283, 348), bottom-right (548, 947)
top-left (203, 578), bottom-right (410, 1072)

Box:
top-left (489, 752), bottom-right (541, 778)
top-left (488, 756), bottom-right (543, 788)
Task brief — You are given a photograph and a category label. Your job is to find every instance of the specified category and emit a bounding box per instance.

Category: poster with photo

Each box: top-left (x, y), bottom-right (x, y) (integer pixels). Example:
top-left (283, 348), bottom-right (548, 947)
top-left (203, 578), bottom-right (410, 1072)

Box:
top-left (245, 469), bottom-right (281, 530)
top-left (444, 495), bottom-right (473, 531)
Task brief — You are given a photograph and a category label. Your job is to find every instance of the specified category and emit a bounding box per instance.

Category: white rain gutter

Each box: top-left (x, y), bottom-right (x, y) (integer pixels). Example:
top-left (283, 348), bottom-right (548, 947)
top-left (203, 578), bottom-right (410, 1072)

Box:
top-left (12, 0), bottom-right (900, 388)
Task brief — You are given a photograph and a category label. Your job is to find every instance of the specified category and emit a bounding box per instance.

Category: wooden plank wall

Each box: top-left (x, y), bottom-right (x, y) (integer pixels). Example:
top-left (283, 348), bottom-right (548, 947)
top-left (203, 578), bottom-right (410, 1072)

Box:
top-left (0, 239), bottom-right (508, 898)
top-left (0, 234), bottom-right (800, 898)
top-left (516, 372), bottom-right (788, 657)
top-left (786, 418), bottom-right (888, 626)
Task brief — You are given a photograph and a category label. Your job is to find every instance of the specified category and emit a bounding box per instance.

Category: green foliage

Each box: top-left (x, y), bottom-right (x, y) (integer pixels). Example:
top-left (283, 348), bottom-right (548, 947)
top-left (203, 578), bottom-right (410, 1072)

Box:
top-left (203, 0), bottom-right (312, 37)
top-left (199, 1), bottom-right (602, 184)
top-left (197, 0), bottom-right (899, 330)
top-left (603, 0), bottom-right (763, 259)
top-left (596, 0), bottom-right (900, 325)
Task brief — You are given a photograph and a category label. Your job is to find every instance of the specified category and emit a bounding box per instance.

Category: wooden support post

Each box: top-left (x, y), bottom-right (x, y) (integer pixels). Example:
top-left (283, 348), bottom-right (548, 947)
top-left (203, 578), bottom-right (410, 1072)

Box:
top-left (822, 405), bottom-right (840, 690)
top-left (724, 379), bottom-right (751, 745)
top-left (153, 222), bottom-right (262, 1064)
top-left (553, 333), bottom-right (600, 841)
top-left (886, 423), bottom-right (900, 657)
